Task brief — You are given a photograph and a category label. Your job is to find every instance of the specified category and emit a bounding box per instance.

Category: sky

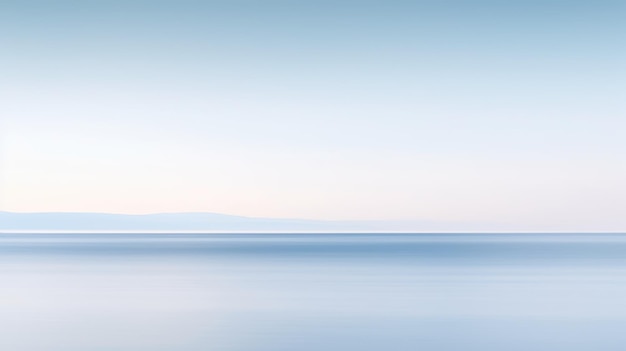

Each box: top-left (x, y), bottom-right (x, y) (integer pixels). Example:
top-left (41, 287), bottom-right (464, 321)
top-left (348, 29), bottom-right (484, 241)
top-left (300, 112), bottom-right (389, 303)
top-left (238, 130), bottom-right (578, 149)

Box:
top-left (1, 0), bottom-right (625, 231)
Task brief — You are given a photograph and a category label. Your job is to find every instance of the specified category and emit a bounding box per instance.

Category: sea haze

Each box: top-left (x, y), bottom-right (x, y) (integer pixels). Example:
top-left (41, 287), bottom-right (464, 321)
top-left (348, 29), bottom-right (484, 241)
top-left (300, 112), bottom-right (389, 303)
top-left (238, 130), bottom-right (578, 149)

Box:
top-left (2, 233), bottom-right (626, 351)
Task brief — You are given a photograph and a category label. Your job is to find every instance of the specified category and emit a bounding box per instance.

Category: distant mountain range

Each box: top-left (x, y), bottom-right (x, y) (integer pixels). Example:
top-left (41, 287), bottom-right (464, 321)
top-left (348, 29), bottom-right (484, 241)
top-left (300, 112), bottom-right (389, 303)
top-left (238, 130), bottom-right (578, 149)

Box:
top-left (0, 211), bottom-right (489, 232)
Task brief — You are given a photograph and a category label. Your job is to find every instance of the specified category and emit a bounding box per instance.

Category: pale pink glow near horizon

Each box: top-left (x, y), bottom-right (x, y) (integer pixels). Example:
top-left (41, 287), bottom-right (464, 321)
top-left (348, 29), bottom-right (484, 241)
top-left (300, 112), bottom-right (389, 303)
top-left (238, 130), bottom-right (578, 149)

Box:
top-left (3, 125), bottom-right (626, 231)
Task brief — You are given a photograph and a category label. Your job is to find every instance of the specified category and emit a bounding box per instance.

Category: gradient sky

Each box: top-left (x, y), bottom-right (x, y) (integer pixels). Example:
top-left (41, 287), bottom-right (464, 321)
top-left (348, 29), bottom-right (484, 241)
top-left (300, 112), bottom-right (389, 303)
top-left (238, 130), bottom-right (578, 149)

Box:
top-left (1, 0), bottom-right (624, 230)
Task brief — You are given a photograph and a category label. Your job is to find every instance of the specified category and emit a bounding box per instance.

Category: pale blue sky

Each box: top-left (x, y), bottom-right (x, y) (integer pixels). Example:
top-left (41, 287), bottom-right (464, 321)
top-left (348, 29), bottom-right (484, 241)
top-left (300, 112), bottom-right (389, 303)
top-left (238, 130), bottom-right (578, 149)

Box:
top-left (1, 0), bottom-right (624, 230)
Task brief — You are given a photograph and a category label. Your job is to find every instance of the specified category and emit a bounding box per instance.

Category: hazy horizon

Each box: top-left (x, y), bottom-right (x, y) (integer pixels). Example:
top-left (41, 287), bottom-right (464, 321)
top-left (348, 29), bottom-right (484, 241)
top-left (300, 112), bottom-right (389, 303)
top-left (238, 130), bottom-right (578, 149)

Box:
top-left (1, 210), bottom-right (624, 233)
top-left (1, 0), bottom-right (624, 231)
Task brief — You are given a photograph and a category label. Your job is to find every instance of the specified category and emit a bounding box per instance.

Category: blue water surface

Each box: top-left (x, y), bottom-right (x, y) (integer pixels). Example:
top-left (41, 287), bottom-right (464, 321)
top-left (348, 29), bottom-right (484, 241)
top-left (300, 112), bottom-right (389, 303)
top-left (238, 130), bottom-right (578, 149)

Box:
top-left (1, 233), bottom-right (626, 351)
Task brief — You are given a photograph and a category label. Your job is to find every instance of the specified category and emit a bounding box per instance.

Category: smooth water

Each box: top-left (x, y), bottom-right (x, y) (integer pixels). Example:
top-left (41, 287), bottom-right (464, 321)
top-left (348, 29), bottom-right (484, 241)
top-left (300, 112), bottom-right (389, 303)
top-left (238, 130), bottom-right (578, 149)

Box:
top-left (2, 233), bottom-right (626, 351)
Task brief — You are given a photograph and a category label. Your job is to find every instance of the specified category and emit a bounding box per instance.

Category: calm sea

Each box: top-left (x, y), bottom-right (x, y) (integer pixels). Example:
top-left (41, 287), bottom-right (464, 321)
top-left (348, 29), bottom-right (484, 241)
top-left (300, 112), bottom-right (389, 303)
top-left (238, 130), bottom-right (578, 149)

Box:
top-left (1, 233), bottom-right (626, 351)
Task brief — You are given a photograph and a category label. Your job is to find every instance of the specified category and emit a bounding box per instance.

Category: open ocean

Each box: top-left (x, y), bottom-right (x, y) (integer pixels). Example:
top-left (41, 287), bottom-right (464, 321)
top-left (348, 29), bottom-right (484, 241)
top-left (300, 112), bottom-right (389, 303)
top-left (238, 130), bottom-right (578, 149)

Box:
top-left (2, 233), bottom-right (626, 351)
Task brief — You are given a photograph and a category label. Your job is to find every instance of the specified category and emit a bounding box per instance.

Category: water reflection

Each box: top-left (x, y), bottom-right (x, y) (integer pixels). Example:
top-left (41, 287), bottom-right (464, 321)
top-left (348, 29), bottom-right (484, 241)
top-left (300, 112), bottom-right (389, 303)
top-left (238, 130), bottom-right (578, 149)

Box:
top-left (1, 234), bottom-right (626, 350)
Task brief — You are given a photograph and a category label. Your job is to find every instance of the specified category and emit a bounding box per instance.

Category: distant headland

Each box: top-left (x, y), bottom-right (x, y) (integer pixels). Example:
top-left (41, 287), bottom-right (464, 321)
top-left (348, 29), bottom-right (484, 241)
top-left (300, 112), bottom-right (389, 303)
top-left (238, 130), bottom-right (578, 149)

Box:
top-left (0, 211), bottom-right (493, 233)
